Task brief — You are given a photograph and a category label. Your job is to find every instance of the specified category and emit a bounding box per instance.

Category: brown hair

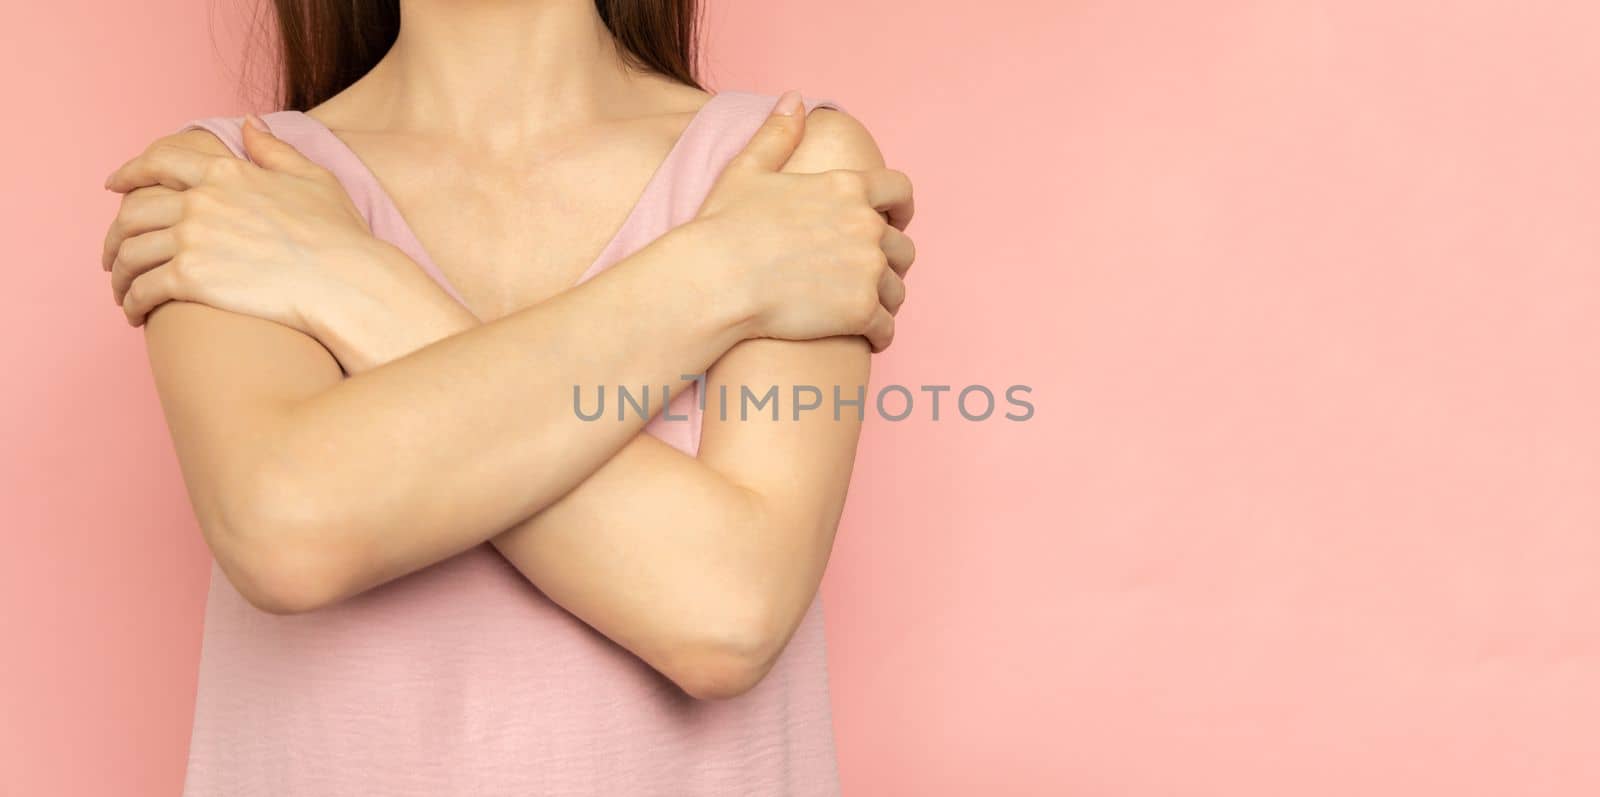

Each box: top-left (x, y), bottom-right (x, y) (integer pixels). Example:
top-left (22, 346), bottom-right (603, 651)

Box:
top-left (266, 0), bottom-right (701, 112)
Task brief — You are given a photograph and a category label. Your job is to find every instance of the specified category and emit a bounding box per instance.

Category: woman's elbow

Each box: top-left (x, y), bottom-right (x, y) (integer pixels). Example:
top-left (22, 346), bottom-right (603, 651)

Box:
top-left (663, 604), bottom-right (790, 700)
top-left (228, 540), bottom-right (350, 615)
top-left (206, 474), bottom-right (358, 615)
top-left (671, 647), bottom-right (773, 701)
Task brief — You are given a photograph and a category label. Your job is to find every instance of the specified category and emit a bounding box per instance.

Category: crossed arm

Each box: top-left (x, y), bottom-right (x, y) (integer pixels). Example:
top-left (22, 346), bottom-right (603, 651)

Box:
top-left (138, 109), bottom-right (892, 698)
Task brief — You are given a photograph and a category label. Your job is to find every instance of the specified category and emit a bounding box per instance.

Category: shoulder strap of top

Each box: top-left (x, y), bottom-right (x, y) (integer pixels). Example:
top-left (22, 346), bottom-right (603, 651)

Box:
top-left (180, 92), bottom-right (842, 228)
top-left (176, 113), bottom-right (395, 224)
top-left (178, 112), bottom-right (331, 162)
top-left (178, 115), bottom-right (249, 159)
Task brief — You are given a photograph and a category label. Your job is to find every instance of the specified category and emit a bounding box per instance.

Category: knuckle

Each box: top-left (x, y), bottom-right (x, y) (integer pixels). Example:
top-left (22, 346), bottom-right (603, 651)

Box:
top-left (145, 146), bottom-right (179, 170)
top-left (161, 257), bottom-right (185, 283)
top-left (859, 241), bottom-right (888, 269)
top-left (828, 170), bottom-right (863, 196)
top-left (852, 205), bottom-right (884, 232)
top-left (850, 287), bottom-right (879, 327)
top-left (871, 311), bottom-right (895, 341)
top-left (170, 220), bottom-right (196, 246)
top-left (203, 157), bottom-right (240, 179)
top-left (122, 279), bottom-right (142, 308)
top-left (182, 185), bottom-right (219, 214)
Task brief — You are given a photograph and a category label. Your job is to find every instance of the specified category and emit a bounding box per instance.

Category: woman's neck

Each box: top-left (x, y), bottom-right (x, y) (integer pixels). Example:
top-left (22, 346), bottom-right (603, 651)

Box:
top-left (338, 0), bottom-right (677, 142)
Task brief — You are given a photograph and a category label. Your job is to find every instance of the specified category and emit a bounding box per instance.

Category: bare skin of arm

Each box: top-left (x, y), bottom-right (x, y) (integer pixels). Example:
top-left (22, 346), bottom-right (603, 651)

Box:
top-left (144, 216), bottom-right (749, 611)
top-left (491, 110), bottom-right (885, 698)
top-left (129, 105), bottom-right (910, 696)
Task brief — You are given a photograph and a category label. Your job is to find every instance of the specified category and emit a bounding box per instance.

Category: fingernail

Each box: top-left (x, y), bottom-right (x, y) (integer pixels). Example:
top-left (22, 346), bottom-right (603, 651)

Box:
top-left (774, 90), bottom-right (802, 116)
top-left (244, 113), bottom-right (268, 132)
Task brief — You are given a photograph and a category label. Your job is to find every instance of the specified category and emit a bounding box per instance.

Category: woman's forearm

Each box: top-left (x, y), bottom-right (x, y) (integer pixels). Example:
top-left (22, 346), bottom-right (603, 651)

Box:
top-left (491, 436), bottom-right (794, 697)
top-left (488, 405), bottom-right (855, 699)
top-left (287, 244), bottom-right (859, 696)
top-left (223, 222), bottom-right (752, 606)
top-left (291, 263), bottom-right (857, 697)
top-left (130, 105), bottom-right (908, 616)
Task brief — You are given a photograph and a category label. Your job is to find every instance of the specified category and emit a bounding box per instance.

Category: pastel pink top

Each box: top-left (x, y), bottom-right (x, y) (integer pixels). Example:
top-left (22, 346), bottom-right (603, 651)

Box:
top-left (177, 91), bottom-right (842, 796)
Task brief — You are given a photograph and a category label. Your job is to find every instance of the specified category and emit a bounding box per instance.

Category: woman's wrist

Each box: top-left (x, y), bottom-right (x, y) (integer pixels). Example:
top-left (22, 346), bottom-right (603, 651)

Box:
top-left (306, 220), bottom-right (764, 376)
top-left (664, 216), bottom-right (766, 343)
top-left (308, 240), bottom-right (478, 373)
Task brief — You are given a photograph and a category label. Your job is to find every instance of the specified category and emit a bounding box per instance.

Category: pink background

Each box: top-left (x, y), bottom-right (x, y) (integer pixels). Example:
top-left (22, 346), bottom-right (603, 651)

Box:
top-left (5, 0), bottom-right (1599, 794)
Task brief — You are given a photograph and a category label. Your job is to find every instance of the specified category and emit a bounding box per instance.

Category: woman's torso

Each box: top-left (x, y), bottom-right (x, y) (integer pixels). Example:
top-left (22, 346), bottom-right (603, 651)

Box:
top-left (178, 90), bottom-right (842, 797)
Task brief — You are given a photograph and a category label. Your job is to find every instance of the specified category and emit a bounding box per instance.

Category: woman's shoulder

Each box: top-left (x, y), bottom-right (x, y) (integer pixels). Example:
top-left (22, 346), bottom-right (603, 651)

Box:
top-left (166, 115), bottom-right (250, 158)
top-left (123, 120), bottom-right (248, 169)
top-left (174, 111), bottom-right (318, 159)
top-left (707, 89), bottom-right (847, 121)
top-left (720, 90), bottom-right (883, 173)
top-left (703, 89), bottom-right (877, 166)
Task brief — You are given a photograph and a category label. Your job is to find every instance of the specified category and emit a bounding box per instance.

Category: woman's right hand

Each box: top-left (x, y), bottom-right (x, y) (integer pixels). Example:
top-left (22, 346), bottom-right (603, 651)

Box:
top-left (100, 119), bottom-right (475, 373)
top-left (693, 91), bottom-right (916, 352)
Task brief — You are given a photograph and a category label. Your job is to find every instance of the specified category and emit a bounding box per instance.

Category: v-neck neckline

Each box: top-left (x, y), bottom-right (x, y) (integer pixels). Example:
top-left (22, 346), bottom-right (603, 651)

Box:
top-left (290, 93), bottom-right (724, 320)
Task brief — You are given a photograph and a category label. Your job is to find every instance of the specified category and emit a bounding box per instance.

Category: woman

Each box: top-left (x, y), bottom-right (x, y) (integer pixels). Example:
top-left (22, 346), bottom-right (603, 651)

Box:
top-left (100, 0), bottom-right (914, 794)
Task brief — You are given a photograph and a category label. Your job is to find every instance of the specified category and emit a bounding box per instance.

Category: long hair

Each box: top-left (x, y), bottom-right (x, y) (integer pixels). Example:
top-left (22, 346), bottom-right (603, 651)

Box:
top-left (266, 0), bottom-right (702, 111)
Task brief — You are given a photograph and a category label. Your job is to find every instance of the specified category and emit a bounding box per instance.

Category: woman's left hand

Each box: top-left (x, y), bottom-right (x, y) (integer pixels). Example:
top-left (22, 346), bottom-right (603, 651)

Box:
top-left (101, 117), bottom-right (471, 371)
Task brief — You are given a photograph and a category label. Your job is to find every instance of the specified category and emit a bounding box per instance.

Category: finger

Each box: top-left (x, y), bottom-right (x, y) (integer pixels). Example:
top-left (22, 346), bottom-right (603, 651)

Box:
top-left (123, 261), bottom-right (183, 326)
top-left (242, 114), bottom-right (325, 178)
top-left (881, 225), bottom-right (915, 278)
top-left (105, 145), bottom-right (227, 193)
top-left (729, 90), bottom-right (807, 173)
top-left (861, 168), bottom-right (915, 231)
top-left (102, 187), bottom-right (183, 270)
top-left (111, 229), bottom-right (177, 306)
top-left (877, 268), bottom-right (907, 317)
top-left (862, 306), bottom-right (896, 353)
